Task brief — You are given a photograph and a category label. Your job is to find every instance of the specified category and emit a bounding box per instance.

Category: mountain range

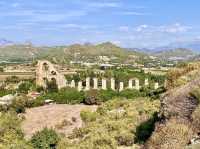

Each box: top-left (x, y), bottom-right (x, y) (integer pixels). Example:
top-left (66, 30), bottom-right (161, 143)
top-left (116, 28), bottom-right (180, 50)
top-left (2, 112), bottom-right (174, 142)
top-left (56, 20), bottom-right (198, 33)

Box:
top-left (1, 38), bottom-right (200, 63)
top-left (0, 38), bottom-right (14, 46)
top-left (0, 42), bottom-right (146, 63)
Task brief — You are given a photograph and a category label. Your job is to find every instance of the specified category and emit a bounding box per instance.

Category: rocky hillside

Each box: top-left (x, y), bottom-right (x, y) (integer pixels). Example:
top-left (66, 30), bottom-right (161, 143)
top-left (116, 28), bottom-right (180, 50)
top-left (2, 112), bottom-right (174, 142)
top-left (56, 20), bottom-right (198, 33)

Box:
top-left (145, 62), bottom-right (200, 149)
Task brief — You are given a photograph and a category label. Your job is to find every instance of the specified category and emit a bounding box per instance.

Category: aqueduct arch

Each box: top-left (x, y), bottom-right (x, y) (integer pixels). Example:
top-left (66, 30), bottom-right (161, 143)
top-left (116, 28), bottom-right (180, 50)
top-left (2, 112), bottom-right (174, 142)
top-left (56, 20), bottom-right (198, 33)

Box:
top-left (36, 60), bottom-right (159, 91)
top-left (36, 60), bottom-right (67, 89)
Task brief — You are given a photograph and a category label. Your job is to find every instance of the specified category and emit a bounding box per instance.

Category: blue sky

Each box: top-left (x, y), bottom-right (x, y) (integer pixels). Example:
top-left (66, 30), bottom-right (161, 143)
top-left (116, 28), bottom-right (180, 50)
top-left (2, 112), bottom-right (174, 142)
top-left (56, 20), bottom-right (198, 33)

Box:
top-left (1, 0), bottom-right (200, 48)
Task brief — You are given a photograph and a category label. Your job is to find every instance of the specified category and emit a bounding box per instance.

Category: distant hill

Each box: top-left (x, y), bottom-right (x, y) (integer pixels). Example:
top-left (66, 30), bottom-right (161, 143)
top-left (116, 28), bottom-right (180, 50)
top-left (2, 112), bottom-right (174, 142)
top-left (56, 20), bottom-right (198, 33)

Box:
top-left (166, 40), bottom-right (200, 52)
top-left (152, 48), bottom-right (197, 61)
top-left (0, 38), bottom-right (13, 46)
top-left (0, 44), bottom-right (40, 62)
top-left (0, 42), bottom-right (146, 63)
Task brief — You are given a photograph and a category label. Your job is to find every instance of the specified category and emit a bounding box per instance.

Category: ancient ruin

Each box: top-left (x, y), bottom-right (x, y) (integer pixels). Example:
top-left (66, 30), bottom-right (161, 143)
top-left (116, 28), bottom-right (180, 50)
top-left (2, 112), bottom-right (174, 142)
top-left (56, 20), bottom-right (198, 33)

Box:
top-left (36, 60), bottom-right (67, 89)
top-left (36, 61), bottom-right (159, 91)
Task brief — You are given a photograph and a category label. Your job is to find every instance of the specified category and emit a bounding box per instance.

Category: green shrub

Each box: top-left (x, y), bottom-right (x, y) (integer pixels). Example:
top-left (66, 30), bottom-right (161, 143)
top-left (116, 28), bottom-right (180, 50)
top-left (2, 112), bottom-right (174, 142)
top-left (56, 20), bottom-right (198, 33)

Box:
top-left (36, 86), bottom-right (44, 92)
top-left (18, 82), bottom-right (33, 94)
top-left (9, 95), bottom-right (45, 113)
top-left (10, 97), bottom-right (26, 113)
top-left (28, 98), bottom-right (45, 108)
top-left (80, 109), bottom-right (99, 123)
top-left (0, 89), bottom-right (14, 97)
top-left (119, 89), bottom-right (141, 99)
top-left (142, 87), bottom-right (166, 99)
top-left (38, 87), bottom-right (85, 104)
top-left (0, 112), bottom-right (23, 138)
top-left (0, 112), bottom-right (32, 149)
top-left (31, 128), bottom-right (60, 149)
top-left (98, 89), bottom-right (118, 102)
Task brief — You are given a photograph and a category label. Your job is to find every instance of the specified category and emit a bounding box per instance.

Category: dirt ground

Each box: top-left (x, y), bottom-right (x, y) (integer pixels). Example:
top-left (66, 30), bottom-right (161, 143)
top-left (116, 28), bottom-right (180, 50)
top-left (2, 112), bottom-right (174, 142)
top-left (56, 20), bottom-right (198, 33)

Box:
top-left (21, 104), bottom-right (97, 139)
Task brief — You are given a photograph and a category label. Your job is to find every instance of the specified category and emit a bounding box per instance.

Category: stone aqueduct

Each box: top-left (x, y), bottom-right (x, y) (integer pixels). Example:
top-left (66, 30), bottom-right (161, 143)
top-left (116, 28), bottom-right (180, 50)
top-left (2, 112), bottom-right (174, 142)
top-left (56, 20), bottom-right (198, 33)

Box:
top-left (36, 60), bottom-right (159, 91)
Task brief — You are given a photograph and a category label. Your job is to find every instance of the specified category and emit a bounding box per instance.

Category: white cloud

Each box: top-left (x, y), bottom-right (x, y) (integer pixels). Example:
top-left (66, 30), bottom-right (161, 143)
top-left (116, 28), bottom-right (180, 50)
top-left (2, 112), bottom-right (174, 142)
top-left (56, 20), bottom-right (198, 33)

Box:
top-left (59, 24), bottom-right (95, 30)
top-left (162, 23), bottom-right (191, 33)
top-left (111, 40), bottom-right (121, 46)
top-left (134, 23), bottom-right (191, 33)
top-left (118, 11), bottom-right (150, 16)
top-left (119, 26), bottom-right (129, 32)
top-left (88, 2), bottom-right (121, 8)
top-left (0, 9), bottom-right (87, 22)
top-left (135, 24), bottom-right (148, 32)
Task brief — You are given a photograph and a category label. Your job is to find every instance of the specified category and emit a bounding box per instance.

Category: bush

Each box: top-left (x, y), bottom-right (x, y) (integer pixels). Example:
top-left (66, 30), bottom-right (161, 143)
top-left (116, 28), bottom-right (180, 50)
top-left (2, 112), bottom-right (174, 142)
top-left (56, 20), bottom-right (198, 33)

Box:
top-left (98, 89), bottom-right (118, 102)
top-left (0, 112), bottom-right (23, 137)
top-left (141, 87), bottom-right (166, 99)
top-left (119, 89), bottom-right (141, 99)
top-left (10, 97), bottom-right (27, 113)
top-left (0, 89), bottom-right (14, 97)
top-left (18, 82), bottom-right (33, 94)
top-left (28, 98), bottom-right (45, 108)
top-left (0, 112), bottom-right (32, 149)
top-left (38, 87), bottom-right (85, 104)
top-left (9, 95), bottom-right (45, 113)
top-left (80, 109), bottom-right (99, 123)
top-left (31, 128), bottom-right (60, 149)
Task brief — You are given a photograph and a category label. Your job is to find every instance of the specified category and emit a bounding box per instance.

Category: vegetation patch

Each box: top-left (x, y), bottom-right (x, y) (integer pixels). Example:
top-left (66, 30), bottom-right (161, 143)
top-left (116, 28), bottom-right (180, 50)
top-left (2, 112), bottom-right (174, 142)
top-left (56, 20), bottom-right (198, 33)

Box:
top-left (57, 98), bottom-right (160, 148)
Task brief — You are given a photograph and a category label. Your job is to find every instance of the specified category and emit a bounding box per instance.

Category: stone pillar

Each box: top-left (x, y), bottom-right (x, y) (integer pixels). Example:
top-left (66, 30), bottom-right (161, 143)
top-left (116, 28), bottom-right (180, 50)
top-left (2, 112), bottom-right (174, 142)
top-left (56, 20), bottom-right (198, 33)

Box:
top-left (128, 79), bottom-right (133, 89)
top-left (111, 78), bottom-right (115, 90)
top-left (135, 79), bottom-right (140, 90)
top-left (93, 78), bottom-right (98, 90)
top-left (70, 80), bottom-right (76, 88)
top-left (119, 82), bottom-right (124, 92)
top-left (154, 82), bottom-right (159, 90)
top-left (78, 81), bottom-right (83, 91)
top-left (144, 78), bottom-right (149, 86)
top-left (102, 78), bottom-right (107, 90)
top-left (85, 77), bottom-right (90, 91)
